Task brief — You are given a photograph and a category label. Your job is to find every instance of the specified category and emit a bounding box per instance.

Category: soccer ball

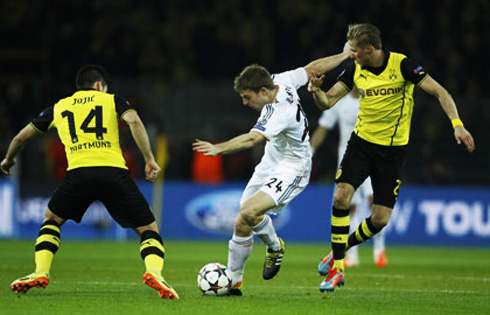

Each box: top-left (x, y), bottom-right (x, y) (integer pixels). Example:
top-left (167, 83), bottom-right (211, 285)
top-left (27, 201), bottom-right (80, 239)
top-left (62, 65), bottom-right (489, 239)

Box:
top-left (197, 262), bottom-right (232, 296)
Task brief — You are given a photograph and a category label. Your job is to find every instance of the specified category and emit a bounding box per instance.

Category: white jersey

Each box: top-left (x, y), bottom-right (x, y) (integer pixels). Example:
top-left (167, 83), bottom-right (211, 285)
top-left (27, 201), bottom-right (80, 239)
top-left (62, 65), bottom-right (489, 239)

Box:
top-left (251, 67), bottom-right (312, 175)
top-left (318, 92), bottom-right (373, 200)
top-left (241, 67), bottom-right (311, 210)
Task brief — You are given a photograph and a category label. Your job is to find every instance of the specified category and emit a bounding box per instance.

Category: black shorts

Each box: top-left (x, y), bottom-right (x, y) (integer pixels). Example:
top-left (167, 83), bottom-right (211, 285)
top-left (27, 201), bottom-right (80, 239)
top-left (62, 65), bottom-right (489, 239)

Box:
top-left (335, 133), bottom-right (408, 208)
top-left (48, 167), bottom-right (155, 228)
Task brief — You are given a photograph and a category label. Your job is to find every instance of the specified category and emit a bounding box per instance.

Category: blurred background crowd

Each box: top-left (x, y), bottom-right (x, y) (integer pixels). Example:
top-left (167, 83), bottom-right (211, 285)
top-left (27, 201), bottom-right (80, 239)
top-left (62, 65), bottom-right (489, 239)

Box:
top-left (0, 0), bottom-right (488, 191)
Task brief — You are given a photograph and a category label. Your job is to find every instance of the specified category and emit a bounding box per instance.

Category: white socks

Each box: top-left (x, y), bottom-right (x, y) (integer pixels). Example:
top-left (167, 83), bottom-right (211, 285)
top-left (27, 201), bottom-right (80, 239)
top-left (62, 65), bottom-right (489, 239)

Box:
top-left (252, 215), bottom-right (281, 251)
top-left (227, 235), bottom-right (253, 285)
top-left (227, 215), bottom-right (280, 285)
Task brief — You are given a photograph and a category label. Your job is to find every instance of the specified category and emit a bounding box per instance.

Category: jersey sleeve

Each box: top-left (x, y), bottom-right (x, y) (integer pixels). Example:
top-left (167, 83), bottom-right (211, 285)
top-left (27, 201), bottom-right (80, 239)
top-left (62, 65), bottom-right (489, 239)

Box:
top-left (400, 58), bottom-right (429, 85)
top-left (251, 104), bottom-right (286, 140)
top-left (30, 106), bottom-right (54, 133)
top-left (337, 60), bottom-right (356, 90)
top-left (114, 94), bottom-right (136, 118)
top-left (271, 67), bottom-right (308, 90)
top-left (317, 105), bottom-right (339, 129)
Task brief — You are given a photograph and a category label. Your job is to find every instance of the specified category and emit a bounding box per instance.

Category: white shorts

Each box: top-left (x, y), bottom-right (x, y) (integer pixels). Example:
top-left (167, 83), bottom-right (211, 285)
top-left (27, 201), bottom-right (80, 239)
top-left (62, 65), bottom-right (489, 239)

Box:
top-left (240, 169), bottom-right (310, 214)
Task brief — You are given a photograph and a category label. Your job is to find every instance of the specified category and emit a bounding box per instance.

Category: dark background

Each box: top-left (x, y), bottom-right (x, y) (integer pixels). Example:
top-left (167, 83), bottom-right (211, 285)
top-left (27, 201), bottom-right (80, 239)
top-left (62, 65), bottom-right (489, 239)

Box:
top-left (0, 0), bottom-right (488, 188)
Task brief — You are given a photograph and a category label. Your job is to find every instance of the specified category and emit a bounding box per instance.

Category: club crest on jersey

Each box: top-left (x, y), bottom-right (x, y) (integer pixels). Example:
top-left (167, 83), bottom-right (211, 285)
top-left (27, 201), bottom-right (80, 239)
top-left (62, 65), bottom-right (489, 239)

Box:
top-left (389, 69), bottom-right (398, 81)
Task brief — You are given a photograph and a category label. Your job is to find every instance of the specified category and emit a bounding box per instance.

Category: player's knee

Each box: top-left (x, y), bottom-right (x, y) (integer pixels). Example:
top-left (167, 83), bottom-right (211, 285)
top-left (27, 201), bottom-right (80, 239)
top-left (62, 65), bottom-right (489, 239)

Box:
top-left (333, 189), bottom-right (351, 209)
top-left (239, 207), bottom-right (260, 227)
top-left (44, 208), bottom-right (65, 226)
top-left (371, 212), bottom-right (390, 228)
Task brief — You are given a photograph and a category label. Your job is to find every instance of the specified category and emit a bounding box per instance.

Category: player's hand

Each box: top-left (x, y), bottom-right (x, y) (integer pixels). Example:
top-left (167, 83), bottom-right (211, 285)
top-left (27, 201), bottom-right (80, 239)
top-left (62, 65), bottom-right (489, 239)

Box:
top-left (308, 74), bottom-right (325, 92)
top-left (454, 126), bottom-right (475, 153)
top-left (144, 159), bottom-right (161, 182)
top-left (343, 41), bottom-right (353, 57)
top-left (192, 139), bottom-right (219, 156)
top-left (0, 158), bottom-right (15, 175)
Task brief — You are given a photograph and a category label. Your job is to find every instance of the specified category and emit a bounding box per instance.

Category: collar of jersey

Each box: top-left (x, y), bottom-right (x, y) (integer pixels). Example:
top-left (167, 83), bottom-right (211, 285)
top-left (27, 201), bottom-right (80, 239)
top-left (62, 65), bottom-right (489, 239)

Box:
top-left (360, 47), bottom-right (390, 75)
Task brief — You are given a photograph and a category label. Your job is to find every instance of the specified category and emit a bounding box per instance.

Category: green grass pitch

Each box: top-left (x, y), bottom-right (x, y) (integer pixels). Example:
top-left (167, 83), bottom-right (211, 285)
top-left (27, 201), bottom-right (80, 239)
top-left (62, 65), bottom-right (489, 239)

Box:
top-left (1, 240), bottom-right (489, 314)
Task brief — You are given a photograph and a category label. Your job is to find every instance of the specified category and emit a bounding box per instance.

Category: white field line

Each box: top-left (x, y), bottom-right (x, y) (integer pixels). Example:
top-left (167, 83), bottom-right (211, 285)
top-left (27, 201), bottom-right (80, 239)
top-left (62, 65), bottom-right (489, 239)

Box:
top-left (53, 273), bottom-right (490, 285)
top-left (53, 272), bottom-right (489, 295)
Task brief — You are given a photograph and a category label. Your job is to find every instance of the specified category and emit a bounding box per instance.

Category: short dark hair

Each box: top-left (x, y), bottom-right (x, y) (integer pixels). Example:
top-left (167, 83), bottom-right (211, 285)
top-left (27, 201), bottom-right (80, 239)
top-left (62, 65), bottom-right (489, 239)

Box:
top-left (76, 65), bottom-right (109, 89)
top-left (233, 64), bottom-right (275, 93)
top-left (347, 23), bottom-right (382, 49)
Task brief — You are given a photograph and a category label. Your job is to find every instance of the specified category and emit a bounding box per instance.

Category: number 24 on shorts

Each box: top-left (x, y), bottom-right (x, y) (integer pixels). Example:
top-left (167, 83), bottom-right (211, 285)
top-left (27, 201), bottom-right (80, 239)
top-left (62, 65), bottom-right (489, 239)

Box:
top-left (266, 177), bottom-right (283, 193)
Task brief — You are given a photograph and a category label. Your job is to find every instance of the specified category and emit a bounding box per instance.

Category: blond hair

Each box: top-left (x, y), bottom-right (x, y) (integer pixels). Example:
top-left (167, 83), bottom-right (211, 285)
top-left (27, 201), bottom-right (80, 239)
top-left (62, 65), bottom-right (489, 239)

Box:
top-left (347, 23), bottom-right (382, 49)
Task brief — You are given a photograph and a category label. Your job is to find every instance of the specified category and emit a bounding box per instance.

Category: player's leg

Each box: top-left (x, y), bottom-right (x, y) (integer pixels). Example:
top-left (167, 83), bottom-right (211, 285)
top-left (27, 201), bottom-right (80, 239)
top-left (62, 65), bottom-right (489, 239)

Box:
top-left (318, 183), bottom-right (353, 292)
top-left (10, 209), bottom-right (66, 294)
top-left (345, 205), bottom-right (391, 251)
top-left (230, 190), bottom-right (282, 285)
top-left (10, 168), bottom-right (88, 295)
top-left (101, 167), bottom-right (178, 299)
top-left (226, 180), bottom-right (264, 294)
top-left (346, 144), bottom-right (406, 260)
top-left (319, 134), bottom-right (370, 292)
top-left (134, 223), bottom-right (179, 300)
top-left (330, 182), bottom-right (355, 272)
top-left (318, 186), bottom-right (355, 274)
top-left (256, 173), bottom-right (309, 280)
top-left (227, 214), bottom-right (255, 295)
top-left (240, 191), bottom-right (284, 280)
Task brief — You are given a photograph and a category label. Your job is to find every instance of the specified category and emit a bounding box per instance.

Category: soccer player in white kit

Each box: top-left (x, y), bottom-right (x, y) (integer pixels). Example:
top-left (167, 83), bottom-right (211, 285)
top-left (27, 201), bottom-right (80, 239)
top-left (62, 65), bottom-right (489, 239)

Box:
top-left (310, 89), bottom-right (387, 268)
top-left (192, 46), bottom-right (351, 296)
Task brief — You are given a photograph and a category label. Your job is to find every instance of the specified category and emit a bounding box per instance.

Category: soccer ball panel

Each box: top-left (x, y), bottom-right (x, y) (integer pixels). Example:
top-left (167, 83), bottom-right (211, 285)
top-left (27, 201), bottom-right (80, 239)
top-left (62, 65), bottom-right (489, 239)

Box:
top-left (197, 262), bottom-right (232, 296)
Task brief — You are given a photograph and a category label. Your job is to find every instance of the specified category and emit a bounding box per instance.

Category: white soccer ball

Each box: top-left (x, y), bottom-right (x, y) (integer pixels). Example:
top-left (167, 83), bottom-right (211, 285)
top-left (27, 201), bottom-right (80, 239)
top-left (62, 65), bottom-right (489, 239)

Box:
top-left (197, 262), bottom-right (232, 296)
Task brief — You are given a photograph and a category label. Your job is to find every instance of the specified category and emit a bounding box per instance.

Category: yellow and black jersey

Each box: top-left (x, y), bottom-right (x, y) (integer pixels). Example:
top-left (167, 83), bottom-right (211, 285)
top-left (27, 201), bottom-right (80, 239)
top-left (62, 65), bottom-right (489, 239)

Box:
top-left (31, 89), bottom-right (135, 170)
top-left (338, 50), bottom-right (429, 146)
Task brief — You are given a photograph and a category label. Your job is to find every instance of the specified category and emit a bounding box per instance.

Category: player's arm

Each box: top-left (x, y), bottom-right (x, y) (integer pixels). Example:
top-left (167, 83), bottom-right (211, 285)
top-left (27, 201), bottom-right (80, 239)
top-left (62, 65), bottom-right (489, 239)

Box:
top-left (193, 131), bottom-right (265, 156)
top-left (309, 81), bottom-right (349, 111)
top-left (419, 76), bottom-right (475, 153)
top-left (304, 42), bottom-right (351, 79)
top-left (1, 124), bottom-right (39, 175)
top-left (121, 110), bottom-right (160, 181)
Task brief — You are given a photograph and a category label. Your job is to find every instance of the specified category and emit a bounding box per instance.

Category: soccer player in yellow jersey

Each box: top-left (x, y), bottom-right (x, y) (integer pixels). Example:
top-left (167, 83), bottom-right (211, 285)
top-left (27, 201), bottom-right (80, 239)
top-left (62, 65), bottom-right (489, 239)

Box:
top-left (1, 65), bottom-right (179, 299)
top-left (308, 23), bottom-right (475, 292)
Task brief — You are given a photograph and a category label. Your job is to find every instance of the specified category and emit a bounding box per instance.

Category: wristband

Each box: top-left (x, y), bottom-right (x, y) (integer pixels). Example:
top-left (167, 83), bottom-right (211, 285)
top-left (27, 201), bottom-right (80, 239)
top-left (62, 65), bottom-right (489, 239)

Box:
top-left (451, 118), bottom-right (464, 128)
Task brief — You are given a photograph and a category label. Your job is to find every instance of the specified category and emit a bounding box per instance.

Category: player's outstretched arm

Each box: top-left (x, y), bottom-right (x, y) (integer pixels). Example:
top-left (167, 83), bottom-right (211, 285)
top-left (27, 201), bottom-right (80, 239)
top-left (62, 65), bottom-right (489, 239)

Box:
top-left (309, 81), bottom-right (349, 111)
top-left (419, 76), bottom-right (475, 153)
top-left (304, 42), bottom-right (351, 79)
top-left (121, 110), bottom-right (161, 181)
top-left (1, 124), bottom-right (39, 175)
top-left (193, 131), bottom-right (264, 156)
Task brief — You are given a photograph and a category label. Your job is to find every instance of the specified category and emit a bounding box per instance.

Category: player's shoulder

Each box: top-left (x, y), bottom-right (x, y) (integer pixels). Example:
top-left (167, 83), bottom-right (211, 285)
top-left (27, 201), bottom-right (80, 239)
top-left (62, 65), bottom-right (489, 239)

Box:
top-left (388, 51), bottom-right (409, 63)
top-left (96, 90), bottom-right (117, 100)
top-left (272, 67), bottom-right (308, 87)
